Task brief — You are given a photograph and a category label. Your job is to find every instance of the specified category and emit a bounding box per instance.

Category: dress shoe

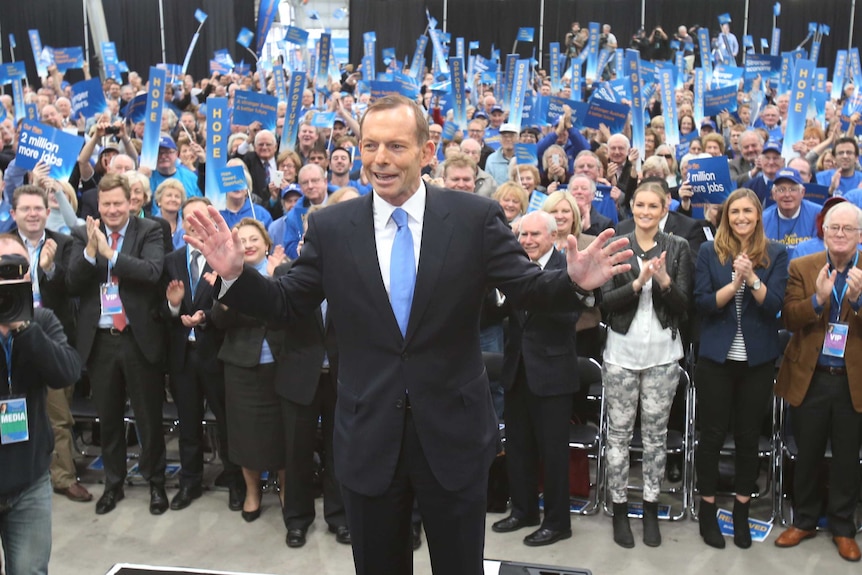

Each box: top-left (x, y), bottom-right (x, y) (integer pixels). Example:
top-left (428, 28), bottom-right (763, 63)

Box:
top-left (241, 507), bottom-right (261, 522)
top-left (491, 515), bottom-right (540, 533)
top-left (329, 525), bottom-right (351, 545)
top-left (170, 484), bottom-right (203, 510)
top-left (286, 528), bottom-right (307, 548)
top-left (775, 526), bottom-right (816, 548)
top-left (149, 485), bottom-right (169, 515)
top-left (411, 522), bottom-right (422, 551)
top-left (55, 482), bottom-right (93, 503)
top-left (95, 487), bottom-right (125, 515)
top-left (228, 484), bottom-right (245, 511)
top-left (833, 537), bottom-right (861, 562)
top-left (523, 527), bottom-right (572, 547)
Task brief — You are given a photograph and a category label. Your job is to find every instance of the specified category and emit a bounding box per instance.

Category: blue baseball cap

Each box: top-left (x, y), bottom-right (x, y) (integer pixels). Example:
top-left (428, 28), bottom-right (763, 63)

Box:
top-left (158, 135), bottom-right (177, 150)
top-left (773, 167), bottom-right (803, 185)
top-left (762, 140), bottom-right (782, 155)
top-left (281, 183), bottom-right (302, 198)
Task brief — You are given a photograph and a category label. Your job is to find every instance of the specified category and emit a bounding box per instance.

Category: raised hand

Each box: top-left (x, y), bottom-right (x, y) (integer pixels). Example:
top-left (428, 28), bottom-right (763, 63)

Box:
top-left (184, 207), bottom-right (245, 281)
top-left (566, 228), bottom-right (632, 291)
top-left (39, 238), bottom-right (57, 271)
top-left (166, 279), bottom-right (185, 307)
top-left (814, 263), bottom-right (837, 307)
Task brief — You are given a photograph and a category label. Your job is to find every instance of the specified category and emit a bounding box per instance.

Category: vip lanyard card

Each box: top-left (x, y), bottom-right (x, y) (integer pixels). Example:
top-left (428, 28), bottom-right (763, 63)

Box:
top-left (822, 322), bottom-right (849, 358)
top-left (100, 282), bottom-right (123, 315)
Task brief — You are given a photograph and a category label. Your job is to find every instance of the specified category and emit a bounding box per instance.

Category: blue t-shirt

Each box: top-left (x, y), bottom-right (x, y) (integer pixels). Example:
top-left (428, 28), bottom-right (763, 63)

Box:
top-left (150, 164), bottom-right (203, 199)
top-left (762, 199), bottom-right (820, 257)
top-left (219, 198), bottom-right (273, 230)
top-left (815, 169), bottom-right (862, 196)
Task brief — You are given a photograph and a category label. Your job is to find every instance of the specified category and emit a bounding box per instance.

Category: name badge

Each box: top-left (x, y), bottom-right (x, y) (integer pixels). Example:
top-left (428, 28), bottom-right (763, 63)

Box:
top-left (100, 282), bottom-right (123, 315)
top-left (822, 322), bottom-right (849, 358)
top-left (0, 397), bottom-right (30, 444)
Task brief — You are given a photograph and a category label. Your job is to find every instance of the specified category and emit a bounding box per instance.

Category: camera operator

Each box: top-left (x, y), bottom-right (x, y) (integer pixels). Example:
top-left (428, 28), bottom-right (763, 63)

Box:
top-left (647, 26), bottom-right (671, 62)
top-left (0, 234), bottom-right (82, 575)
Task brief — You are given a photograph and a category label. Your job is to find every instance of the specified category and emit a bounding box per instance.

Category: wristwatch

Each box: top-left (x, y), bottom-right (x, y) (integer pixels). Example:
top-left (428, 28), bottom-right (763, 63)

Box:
top-left (750, 279), bottom-right (762, 291)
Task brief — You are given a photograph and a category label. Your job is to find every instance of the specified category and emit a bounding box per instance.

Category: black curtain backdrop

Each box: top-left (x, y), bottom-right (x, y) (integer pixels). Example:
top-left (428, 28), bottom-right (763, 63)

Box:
top-left (0, 0), bottom-right (858, 87)
top-left (0, 0), bottom-right (255, 85)
top-left (350, 0), bottom-right (860, 77)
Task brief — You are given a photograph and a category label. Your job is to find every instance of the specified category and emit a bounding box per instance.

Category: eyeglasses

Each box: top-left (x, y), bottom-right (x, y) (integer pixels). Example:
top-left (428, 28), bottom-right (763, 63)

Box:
top-left (772, 186), bottom-right (801, 195)
top-left (823, 224), bottom-right (861, 235)
top-left (834, 150), bottom-right (856, 156)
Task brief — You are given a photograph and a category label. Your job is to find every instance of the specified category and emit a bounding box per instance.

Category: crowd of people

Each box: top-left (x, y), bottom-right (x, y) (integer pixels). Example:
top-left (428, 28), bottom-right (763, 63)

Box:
top-left (1, 12), bottom-right (862, 575)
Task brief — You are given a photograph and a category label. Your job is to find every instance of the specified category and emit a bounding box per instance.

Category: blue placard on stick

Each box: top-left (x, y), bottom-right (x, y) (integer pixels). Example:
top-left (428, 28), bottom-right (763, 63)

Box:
top-left (514, 143), bottom-right (538, 165)
top-left (688, 156), bottom-right (735, 206)
top-left (703, 85), bottom-right (739, 116)
top-left (52, 47), bottom-right (84, 72)
top-left (217, 166), bottom-right (249, 194)
top-left (583, 100), bottom-right (630, 134)
top-left (233, 90), bottom-right (278, 132)
top-left (15, 120), bottom-right (84, 181)
top-left (285, 26), bottom-right (309, 46)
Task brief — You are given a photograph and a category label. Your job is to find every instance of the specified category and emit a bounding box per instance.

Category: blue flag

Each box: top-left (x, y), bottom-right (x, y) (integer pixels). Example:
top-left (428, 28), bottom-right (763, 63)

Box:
top-left (514, 144), bottom-right (538, 165)
top-left (517, 28), bottom-right (535, 43)
top-left (285, 26), bottom-right (309, 46)
top-left (53, 47), bottom-right (84, 72)
top-left (205, 98), bottom-right (229, 210)
top-left (237, 28), bottom-right (254, 50)
top-left (139, 67), bottom-right (167, 170)
top-left (255, 0), bottom-right (278, 55)
top-left (195, 9), bottom-right (207, 23)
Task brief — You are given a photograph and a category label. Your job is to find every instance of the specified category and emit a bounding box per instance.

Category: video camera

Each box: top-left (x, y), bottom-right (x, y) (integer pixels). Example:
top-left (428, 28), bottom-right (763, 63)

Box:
top-left (0, 254), bottom-right (34, 324)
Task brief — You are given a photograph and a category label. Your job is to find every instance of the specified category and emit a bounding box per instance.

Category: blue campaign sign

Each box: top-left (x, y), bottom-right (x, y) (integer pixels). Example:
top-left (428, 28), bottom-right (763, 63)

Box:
top-left (120, 93), bottom-right (148, 123)
top-left (744, 54), bottom-right (781, 80)
top-left (139, 67), bottom-right (167, 170)
top-left (393, 72), bottom-right (420, 99)
top-left (517, 28), bottom-right (535, 43)
top-left (0, 62), bottom-right (26, 85)
top-left (703, 85), bottom-right (738, 116)
top-left (205, 98), bottom-right (229, 209)
top-left (609, 78), bottom-right (632, 101)
top-left (591, 82), bottom-right (617, 103)
top-left (53, 47), bottom-right (84, 72)
top-left (285, 26), bottom-right (309, 46)
top-left (70, 78), bottom-right (109, 119)
top-left (687, 156), bottom-right (735, 205)
top-left (711, 65), bottom-right (743, 88)
top-left (584, 100), bottom-right (630, 134)
top-left (546, 96), bottom-right (587, 127)
top-left (15, 120), bottom-right (84, 180)
top-left (209, 60), bottom-right (232, 75)
top-left (802, 183), bottom-right (830, 205)
top-left (217, 166), bottom-right (248, 194)
top-left (310, 111), bottom-right (336, 129)
top-left (24, 104), bottom-right (39, 122)
top-left (514, 143), bottom-right (538, 165)
top-left (527, 190), bottom-right (549, 214)
top-left (233, 90), bottom-right (278, 132)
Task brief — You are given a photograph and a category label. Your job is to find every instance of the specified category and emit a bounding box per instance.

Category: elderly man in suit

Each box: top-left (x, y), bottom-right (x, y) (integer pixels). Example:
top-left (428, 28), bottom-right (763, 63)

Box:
top-left (161, 196), bottom-right (242, 511)
top-left (493, 211), bottom-right (587, 546)
top-left (67, 173), bottom-right (167, 516)
top-left (775, 201), bottom-right (862, 562)
top-left (186, 95), bottom-right (632, 575)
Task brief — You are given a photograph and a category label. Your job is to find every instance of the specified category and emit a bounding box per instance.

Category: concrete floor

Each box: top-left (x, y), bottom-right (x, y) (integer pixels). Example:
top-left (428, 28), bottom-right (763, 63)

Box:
top-left (49, 456), bottom-right (862, 575)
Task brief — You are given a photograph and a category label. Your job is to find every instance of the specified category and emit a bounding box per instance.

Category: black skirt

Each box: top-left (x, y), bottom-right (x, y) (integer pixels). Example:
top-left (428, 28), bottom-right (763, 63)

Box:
top-left (224, 362), bottom-right (285, 470)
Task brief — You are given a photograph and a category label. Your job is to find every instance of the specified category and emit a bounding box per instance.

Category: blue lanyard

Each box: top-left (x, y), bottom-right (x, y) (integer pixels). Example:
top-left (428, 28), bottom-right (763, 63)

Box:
top-left (774, 213), bottom-right (799, 244)
top-left (1, 335), bottom-right (13, 397)
top-left (829, 251), bottom-right (859, 311)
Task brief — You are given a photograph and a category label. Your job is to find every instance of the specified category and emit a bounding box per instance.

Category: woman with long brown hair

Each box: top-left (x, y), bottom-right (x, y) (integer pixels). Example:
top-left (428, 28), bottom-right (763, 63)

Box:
top-left (693, 188), bottom-right (788, 549)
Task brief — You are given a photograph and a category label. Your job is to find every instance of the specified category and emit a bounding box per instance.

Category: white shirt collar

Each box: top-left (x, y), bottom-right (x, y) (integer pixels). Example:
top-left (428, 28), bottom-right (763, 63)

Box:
top-left (536, 248), bottom-right (554, 269)
top-left (659, 212), bottom-right (669, 231)
top-left (373, 180), bottom-right (427, 230)
top-left (777, 205), bottom-right (802, 220)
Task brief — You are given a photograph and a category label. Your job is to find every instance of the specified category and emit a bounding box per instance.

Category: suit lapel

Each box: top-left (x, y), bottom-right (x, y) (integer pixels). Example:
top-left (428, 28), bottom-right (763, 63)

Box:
top-left (347, 194), bottom-right (403, 339)
top-left (404, 187), bottom-right (454, 343)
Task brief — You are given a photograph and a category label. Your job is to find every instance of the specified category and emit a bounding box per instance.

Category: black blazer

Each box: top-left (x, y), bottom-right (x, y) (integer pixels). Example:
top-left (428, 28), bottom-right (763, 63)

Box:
top-left (66, 216), bottom-right (166, 366)
top-left (218, 185), bottom-right (584, 497)
top-left (239, 150), bottom-right (269, 203)
top-left (211, 301), bottom-right (285, 369)
top-left (500, 249), bottom-right (582, 397)
top-left (159, 247), bottom-right (222, 374)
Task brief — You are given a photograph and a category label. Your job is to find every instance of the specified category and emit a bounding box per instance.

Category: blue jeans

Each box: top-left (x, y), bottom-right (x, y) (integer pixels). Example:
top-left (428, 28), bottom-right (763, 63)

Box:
top-left (479, 324), bottom-right (505, 420)
top-left (0, 471), bottom-right (52, 575)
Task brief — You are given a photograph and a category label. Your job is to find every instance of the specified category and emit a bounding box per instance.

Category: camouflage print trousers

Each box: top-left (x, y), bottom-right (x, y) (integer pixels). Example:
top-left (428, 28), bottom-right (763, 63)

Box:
top-left (602, 361), bottom-right (680, 504)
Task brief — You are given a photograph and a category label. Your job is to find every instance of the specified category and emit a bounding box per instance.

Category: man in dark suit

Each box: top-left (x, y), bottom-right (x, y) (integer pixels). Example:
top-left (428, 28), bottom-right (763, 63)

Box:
top-left (275, 260), bottom-right (348, 548)
top-left (775, 201), bottom-right (862, 562)
top-left (67, 173), bottom-right (168, 516)
top-left (187, 95), bottom-right (632, 575)
top-left (161, 196), bottom-right (241, 512)
top-left (729, 130), bottom-right (763, 187)
top-left (493, 211), bottom-right (585, 546)
top-left (10, 184), bottom-right (89, 503)
top-left (239, 129), bottom-right (279, 204)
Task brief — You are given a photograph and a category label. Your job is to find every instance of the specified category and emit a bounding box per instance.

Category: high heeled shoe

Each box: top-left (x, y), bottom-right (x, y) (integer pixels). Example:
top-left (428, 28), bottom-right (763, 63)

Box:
top-left (241, 506), bottom-right (261, 522)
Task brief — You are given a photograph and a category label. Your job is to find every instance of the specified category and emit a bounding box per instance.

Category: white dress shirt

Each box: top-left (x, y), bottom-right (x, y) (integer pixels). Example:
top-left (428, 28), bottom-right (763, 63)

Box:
top-left (372, 182), bottom-right (425, 297)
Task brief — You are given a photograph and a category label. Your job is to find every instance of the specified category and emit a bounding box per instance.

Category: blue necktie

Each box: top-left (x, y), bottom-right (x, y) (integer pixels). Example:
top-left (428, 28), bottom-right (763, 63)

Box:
top-left (390, 208), bottom-right (415, 337)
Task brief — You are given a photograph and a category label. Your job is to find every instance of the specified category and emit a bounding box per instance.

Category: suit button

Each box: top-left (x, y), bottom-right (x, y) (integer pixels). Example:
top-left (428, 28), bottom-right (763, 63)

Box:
top-left (401, 352), bottom-right (409, 361)
top-left (395, 399), bottom-right (404, 409)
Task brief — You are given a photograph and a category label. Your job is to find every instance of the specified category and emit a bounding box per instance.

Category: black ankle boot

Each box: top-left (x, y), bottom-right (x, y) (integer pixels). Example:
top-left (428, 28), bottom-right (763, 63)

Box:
top-left (698, 499), bottom-right (726, 549)
top-left (733, 499), bottom-right (752, 549)
top-left (612, 502), bottom-right (635, 548)
top-left (642, 501), bottom-right (662, 547)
